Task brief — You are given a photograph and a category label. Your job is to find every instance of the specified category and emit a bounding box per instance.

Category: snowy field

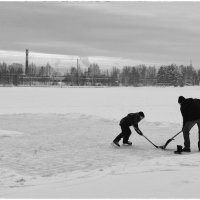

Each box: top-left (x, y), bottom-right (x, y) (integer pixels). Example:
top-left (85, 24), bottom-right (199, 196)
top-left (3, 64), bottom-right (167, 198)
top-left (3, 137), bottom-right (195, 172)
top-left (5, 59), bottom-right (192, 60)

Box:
top-left (0, 86), bottom-right (200, 198)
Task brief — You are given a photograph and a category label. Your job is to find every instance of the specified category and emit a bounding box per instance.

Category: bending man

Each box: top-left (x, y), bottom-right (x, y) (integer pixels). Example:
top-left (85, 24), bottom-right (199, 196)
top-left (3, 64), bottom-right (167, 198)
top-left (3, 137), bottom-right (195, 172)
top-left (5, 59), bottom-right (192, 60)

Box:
top-left (178, 96), bottom-right (200, 152)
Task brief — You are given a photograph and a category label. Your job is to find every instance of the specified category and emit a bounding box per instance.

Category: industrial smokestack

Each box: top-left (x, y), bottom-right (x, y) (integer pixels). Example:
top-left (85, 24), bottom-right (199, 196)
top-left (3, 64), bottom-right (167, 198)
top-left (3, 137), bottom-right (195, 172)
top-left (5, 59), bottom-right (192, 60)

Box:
top-left (25, 49), bottom-right (29, 75)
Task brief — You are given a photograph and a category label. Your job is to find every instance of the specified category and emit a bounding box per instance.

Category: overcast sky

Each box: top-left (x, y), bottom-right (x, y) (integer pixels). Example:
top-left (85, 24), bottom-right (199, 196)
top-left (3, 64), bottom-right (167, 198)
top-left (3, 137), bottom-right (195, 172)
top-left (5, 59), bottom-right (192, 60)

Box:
top-left (1, 2), bottom-right (200, 67)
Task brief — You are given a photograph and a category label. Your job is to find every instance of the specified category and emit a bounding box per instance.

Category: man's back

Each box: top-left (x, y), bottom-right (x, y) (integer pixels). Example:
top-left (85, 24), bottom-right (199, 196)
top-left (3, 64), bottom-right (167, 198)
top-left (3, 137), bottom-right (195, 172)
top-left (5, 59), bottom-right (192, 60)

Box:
top-left (181, 98), bottom-right (200, 121)
top-left (120, 113), bottom-right (140, 127)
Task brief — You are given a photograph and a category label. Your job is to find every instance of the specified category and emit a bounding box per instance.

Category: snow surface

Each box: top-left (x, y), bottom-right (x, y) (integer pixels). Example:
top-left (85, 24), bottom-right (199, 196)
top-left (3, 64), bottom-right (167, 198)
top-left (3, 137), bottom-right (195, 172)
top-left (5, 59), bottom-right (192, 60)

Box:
top-left (0, 86), bottom-right (200, 198)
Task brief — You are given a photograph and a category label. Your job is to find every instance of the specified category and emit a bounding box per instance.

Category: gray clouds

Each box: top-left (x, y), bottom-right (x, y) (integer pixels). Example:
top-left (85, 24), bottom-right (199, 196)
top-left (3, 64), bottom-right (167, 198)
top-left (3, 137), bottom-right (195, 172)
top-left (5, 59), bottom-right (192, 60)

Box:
top-left (0, 2), bottom-right (200, 67)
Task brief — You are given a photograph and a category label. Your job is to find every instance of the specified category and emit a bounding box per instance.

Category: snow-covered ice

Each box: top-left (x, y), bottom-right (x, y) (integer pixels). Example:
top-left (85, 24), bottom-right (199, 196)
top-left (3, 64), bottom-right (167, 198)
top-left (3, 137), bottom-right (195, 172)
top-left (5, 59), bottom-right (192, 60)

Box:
top-left (0, 86), bottom-right (200, 198)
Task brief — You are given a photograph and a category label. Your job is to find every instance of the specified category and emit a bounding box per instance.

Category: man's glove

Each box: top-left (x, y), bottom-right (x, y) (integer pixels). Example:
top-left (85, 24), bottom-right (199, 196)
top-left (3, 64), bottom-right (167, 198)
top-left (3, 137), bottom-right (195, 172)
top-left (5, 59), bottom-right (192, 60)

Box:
top-left (137, 131), bottom-right (143, 136)
top-left (134, 128), bottom-right (143, 136)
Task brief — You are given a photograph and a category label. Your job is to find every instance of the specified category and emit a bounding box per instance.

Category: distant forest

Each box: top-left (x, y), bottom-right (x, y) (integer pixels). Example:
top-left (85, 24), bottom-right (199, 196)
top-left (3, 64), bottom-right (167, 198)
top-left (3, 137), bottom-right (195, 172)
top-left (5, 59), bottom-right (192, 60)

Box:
top-left (0, 61), bottom-right (199, 87)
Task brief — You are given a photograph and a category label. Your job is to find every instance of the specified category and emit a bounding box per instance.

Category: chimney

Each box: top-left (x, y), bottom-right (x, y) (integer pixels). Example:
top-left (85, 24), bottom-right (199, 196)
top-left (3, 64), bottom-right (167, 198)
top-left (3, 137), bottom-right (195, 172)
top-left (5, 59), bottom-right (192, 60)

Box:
top-left (25, 49), bottom-right (29, 75)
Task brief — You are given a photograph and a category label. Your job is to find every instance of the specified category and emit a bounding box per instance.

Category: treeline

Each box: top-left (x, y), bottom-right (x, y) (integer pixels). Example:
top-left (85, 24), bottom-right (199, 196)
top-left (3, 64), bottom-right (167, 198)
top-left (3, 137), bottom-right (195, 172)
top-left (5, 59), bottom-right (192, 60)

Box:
top-left (0, 62), bottom-right (60, 77)
top-left (0, 61), bottom-right (200, 87)
top-left (0, 62), bottom-right (61, 85)
top-left (64, 63), bottom-right (200, 86)
top-left (0, 62), bottom-right (23, 75)
top-left (157, 65), bottom-right (199, 86)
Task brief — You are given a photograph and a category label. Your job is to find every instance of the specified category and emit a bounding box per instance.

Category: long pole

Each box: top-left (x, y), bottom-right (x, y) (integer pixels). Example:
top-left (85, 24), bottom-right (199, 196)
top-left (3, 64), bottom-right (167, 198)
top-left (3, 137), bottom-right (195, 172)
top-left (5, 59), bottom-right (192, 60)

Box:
top-left (161, 130), bottom-right (182, 149)
top-left (142, 135), bottom-right (158, 148)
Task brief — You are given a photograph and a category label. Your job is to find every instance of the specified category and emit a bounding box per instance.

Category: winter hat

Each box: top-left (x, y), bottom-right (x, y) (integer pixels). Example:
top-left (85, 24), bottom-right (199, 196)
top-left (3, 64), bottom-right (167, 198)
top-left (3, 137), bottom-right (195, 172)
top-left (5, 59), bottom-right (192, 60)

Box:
top-left (178, 96), bottom-right (185, 104)
top-left (139, 112), bottom-right (145, 118)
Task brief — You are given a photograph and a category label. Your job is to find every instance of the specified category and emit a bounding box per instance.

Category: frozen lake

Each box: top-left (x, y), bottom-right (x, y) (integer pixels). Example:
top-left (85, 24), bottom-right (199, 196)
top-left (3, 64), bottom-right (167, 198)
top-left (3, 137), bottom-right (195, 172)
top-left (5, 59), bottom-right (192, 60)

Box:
top-left (0, 86), bottom-right (200, 198)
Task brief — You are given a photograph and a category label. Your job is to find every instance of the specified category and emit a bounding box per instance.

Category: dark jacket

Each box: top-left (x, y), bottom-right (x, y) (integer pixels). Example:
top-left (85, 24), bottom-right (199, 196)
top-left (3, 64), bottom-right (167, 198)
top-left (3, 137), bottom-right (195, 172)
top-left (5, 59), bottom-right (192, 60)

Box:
top-left (180, 98), bottom-right (200, 127)
top-left (120, 113), bottom-right (141, 129)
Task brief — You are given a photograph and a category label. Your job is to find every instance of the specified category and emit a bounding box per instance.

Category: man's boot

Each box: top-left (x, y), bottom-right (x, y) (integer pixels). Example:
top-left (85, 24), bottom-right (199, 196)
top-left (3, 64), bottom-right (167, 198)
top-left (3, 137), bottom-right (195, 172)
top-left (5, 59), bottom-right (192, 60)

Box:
top-left (123, 141), bottom-right (132, 146)
top-left (174, 145), bottom-right (183, 154)
top-left (113, 140), bottom-right (120, 147)
top-left (182, 147), bottom-right (191, 152)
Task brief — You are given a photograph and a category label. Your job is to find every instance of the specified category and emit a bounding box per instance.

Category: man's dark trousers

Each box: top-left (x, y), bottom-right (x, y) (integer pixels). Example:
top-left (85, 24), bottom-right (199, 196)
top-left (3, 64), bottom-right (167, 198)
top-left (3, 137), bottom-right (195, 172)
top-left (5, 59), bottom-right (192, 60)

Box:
top-left (114, 124), bottom-right (131, 143)
top-left (183, 120), bottom-right (200, 149)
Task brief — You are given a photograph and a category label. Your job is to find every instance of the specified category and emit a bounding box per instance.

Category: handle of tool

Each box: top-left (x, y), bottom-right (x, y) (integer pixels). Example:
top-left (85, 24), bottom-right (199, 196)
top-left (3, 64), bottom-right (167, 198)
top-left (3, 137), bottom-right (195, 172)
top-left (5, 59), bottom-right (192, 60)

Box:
top-left (171, 130), bottom-right (182, 140)
top-left (143, 135), bottom-right (158, 148)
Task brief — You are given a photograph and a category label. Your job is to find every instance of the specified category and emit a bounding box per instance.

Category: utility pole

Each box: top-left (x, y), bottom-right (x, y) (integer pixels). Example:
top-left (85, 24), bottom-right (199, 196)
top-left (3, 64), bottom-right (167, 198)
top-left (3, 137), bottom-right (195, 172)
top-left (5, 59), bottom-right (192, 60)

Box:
top-left (190, 59), bottom-right (193, 67)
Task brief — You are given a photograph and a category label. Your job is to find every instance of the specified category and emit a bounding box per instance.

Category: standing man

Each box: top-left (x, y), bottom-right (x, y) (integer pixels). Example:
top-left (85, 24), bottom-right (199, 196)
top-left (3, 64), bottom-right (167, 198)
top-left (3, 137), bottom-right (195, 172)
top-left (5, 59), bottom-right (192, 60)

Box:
top-left (113, 112), bottom-right (145, 147)
top-left (178, 96), bottom-right (200, 152)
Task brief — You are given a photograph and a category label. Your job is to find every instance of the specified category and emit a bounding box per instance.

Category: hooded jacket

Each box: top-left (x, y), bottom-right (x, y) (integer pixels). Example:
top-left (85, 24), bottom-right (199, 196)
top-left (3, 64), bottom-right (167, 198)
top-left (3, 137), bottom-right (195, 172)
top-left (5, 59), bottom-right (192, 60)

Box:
top-left (119, 113), bottom-right (141, 129)
top-left (180, 98), bottom-right (200, 127)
